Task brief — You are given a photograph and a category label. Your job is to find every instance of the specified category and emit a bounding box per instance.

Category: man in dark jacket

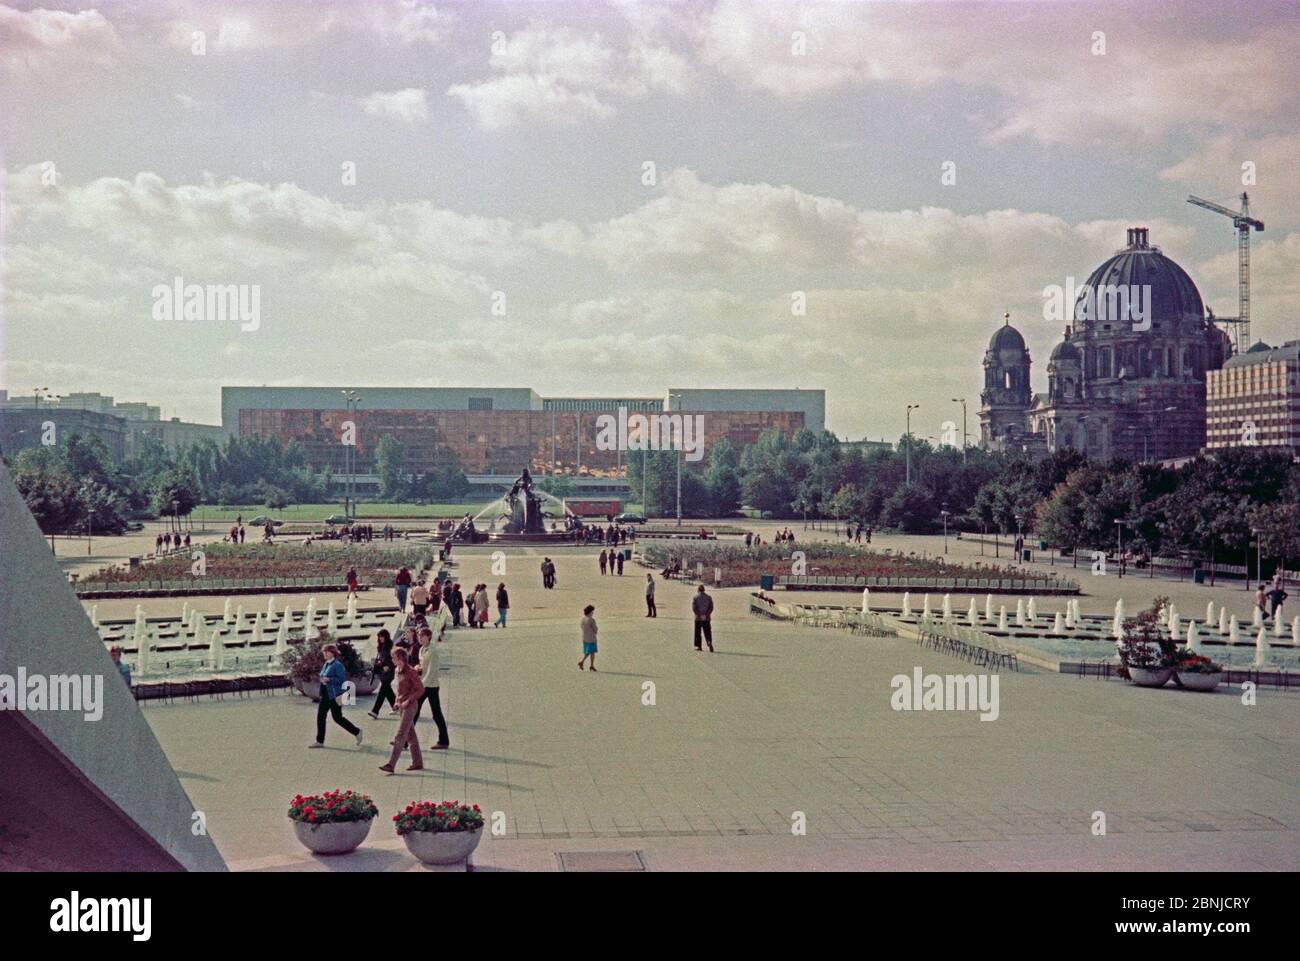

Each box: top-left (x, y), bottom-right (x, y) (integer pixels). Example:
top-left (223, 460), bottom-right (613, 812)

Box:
top-left (692, 585), bottom-right (714, 652)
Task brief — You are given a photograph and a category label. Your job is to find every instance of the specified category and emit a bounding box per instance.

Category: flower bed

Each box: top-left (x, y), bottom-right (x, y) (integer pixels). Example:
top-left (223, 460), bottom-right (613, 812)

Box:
top-left (78, 543), bottom-right (433, 587)
top-left (640, 543), bottom-right (1038, 589)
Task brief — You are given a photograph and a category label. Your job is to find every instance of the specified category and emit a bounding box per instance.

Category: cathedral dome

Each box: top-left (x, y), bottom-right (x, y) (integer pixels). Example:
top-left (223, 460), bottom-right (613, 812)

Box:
top-left (988, 318), bottom-right (1026, 352)
top-left (1074, 227), bottom-right (1205, 327)
top-left (1049, 339), bottom-right (1081, 364)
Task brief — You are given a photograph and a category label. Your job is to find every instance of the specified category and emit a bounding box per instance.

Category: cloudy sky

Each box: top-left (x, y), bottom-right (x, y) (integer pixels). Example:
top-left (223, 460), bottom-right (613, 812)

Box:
top-left (2, 0), bottom-right (1297, 440)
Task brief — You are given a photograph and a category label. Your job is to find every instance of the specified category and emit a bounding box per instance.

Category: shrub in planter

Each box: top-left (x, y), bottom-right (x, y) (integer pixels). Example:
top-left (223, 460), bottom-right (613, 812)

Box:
top-left (282, 633), bottom-right (369, 699)
top-left (288, 790), bottom-right (378, 854)
top-left (1117, 597), bottom-right (1176, 687)
top-left (394, 800), bottom-right (485, 865)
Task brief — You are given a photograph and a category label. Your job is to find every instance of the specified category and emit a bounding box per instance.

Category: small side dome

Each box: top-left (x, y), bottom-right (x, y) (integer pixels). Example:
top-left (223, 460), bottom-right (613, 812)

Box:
top-left (989, 314), bottom-right (1026, 352)
top-left (1050, 339), bottom-right (1081, 363)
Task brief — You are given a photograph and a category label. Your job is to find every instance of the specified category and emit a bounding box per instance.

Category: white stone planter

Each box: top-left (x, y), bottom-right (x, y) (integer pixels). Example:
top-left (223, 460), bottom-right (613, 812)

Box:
top-left (1175, 671), bottom-right (1224, 692)
top-left (291, 675), bottom-right (377, 702)
top-left (293, 818), bottom-right (373, 855)
top-left (1126, 667), bottom-right (1173, 688)
top-left (403, 828), bottom-right (483, 865)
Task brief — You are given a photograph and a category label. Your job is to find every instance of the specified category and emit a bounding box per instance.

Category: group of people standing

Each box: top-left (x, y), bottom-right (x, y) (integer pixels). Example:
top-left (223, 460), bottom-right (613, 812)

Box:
top-left (154, 530), bottom-right (192, 554)
top-left (598, 549), bottom-right (625, 576)
top-left (1256, 575), bottom-right (1290, 623)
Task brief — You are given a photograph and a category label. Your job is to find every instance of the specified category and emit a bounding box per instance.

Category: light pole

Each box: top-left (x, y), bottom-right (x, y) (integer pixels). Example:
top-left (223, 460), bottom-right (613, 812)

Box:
top-left (941, 508), bottom-right (950, 554)
top-left (34, 386), bottom-right (48, 410)
top-left (1115, 519), bottom-right (1126, 579)
top-left (171, 499), bottom-right (179, 539)
top-left (341, 390), bottom-right (359, 517)
top-left (951, 398), bottom-right (967, 463)
top-left (905, 404), bottom-right (920, 485)
top-left (87, 507), bottom-right (94, 555)
top-left (669, 392), bottom-right (683, 527)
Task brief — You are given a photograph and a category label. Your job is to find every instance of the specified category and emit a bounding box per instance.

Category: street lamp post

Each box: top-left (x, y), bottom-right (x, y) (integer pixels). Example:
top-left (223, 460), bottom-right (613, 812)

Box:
top-left (941, 509), bottom-right (950, 554)
top-left (905, 404), bottom-right (920, 485)
top-left (87, 507), bottom-right (94, 555)
top-left (951, 398), bottom-right (967, 463)
top-left (1115, 519), bottom-right (1125, 579)
top-left (341, 390), bottom-right (360, 518)
top-left (669, 392), bottom-right (683, 527)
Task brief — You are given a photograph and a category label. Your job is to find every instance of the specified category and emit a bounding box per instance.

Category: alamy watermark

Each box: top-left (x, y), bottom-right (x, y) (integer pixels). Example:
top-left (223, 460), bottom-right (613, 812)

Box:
top-left (0, 669), bottom-right (104, 721)
top-left (1043, 277), bottom-right (1151, 331)
top-left (151, 276), bottom-right (260, 331)
top-left (890, 667), bottom-right (1000, 721)
top-left (594, 406), bottom-right (706, 462)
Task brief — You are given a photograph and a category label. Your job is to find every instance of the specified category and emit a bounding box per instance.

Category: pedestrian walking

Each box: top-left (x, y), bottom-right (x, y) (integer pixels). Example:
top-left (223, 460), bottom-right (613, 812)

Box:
top-left (645, 573), bottom-right (657, 617)
top-left (475, 584), bottom-right (490, 627)
top-left (616, 551), bottom-right (624, 575)
top-left (466, 584), bottom-right (477, 627)
top-left (599, 550), bottom-right (608, 575)
top-left (450, 583), bottom-right (464, 626)
top-left (692, 584), bottom-right (714, 652)
top-left (413, 624), bottom-right (450, 749)
top-left (367, 629), bottom-right (397, 718)
top-left (577, 604), bottom-right (598, 671)
top-left (378, 648), bottom-right (424, 774)
top-left (394, 565), bottom-right (413, 612)
top-left (345, 566), bottom-right (359, 598)
top-left (309, 645), bottom-right (363, 748)
top-left (495, 582), bottom-right (509, 627)
top-left (411, 582), bottom-right (429, 617)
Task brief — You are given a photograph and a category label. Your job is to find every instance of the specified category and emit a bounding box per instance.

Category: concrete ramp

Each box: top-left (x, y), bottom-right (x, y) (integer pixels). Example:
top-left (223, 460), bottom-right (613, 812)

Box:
top-left (0, 461), bottom-right (227, 871)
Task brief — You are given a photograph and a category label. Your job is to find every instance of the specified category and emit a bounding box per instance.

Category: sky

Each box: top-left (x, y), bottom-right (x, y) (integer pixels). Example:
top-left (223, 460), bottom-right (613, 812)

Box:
top-left (2, 0), bottom-right (1298, 441)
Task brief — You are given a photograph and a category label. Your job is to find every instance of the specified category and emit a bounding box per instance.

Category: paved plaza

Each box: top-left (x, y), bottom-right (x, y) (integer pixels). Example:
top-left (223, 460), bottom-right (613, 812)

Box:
top-left (137, 538), bottom-right (1300, 872)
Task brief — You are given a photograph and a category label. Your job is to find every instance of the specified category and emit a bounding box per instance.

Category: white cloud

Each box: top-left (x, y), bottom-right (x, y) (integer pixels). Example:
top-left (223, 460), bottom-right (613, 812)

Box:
top-left (448, 24), bottom-right (691, 129)
top-left (0, 4), bottom-right (119, 73)
top-left (359, 87), bottom-right (429, 125)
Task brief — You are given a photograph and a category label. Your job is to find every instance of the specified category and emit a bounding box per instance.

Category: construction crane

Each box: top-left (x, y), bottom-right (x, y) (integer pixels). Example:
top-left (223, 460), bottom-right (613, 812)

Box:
top-left (1186, 192), bottom-right (1264, 351)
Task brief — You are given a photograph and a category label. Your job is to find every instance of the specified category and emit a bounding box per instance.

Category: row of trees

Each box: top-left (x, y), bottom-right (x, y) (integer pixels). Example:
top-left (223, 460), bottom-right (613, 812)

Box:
top-left (5, 432), bottom-right (336, 533)
top-left (629, 426), bottom-right (1300, 573)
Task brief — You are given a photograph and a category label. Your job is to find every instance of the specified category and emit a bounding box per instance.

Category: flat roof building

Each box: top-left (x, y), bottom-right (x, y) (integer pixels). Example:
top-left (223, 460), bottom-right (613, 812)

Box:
top-left (1206, 339), bottom-right (1300, 454)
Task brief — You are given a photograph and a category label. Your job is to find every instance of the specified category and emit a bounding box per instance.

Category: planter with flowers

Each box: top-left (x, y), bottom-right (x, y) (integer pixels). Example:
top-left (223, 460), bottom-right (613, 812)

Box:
top-left (1116, 597), bottom-right (1177, 688)
top-left (1171, 652), bottom-right (1226, 692)
top-left (394, 801), bottom-right (485, 865)
top-left (282, 636), bottom-right (375, 701)
top-left (289, 790), bottom-right (378, 855)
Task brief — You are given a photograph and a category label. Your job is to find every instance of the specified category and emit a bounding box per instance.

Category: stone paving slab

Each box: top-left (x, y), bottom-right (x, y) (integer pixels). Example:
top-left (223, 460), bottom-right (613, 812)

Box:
top-left (143, 545), bottom-right (1300, 871)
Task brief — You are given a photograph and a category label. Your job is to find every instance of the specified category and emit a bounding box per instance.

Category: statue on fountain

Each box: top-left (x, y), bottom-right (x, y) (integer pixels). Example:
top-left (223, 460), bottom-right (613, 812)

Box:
top-left (503, 468), bottom-right (547, 535)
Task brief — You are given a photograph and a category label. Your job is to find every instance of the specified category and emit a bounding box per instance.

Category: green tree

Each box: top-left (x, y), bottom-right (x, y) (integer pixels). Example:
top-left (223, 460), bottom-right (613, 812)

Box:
top-left (375, 434), bottom-right (406, 500)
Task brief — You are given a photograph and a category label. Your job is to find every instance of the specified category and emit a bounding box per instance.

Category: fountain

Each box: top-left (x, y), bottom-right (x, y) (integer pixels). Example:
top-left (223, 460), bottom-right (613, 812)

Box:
top-left (901, 591), bottom-right (912, 617)
top-left (458, 468), bottom-right (576, 544)
top-left (997, 606), bottom-right (1007, 631)
top-left (984, 594), bottom-right (993, 621)
top-left (1027, 598), bottom-right (1037, 622)
top-left (861, 588), bottom-right (870, 613)
top-left (1016, 599), bottom-right (1026, 627)
top-left (1187, 620), bottom-right (1200, 653)
top-left (1253, 627), bottom-right (1269, 667)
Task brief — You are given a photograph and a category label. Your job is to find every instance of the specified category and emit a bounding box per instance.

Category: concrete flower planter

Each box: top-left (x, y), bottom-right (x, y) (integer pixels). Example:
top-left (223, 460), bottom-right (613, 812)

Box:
top-left (1127, 667), bottom-right (1173, 688)
top-left (293, 818), bottom-right (373, 855)
top-left (291, 676), bottom-right (377, 702)
top-left (403, 828), bottom-right (483, 865)
top-left (1175, 671), bottom-right (1224, 692)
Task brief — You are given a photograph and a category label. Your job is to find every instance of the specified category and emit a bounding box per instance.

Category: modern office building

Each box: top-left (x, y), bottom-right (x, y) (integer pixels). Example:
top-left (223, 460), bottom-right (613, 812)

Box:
top-left (223, 386), bottom-right (823, 492)
top-left (0, 408), bottom-right (128, 460)
top-left (1206, 340), bottom-right (1300, 454)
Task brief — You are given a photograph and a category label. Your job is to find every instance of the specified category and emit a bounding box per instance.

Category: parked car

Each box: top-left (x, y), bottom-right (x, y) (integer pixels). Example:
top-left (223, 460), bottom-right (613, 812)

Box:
top-left (614, 512), bottom-right (646, 524)
top-left (250, 515), bottom-right (283, 527)
top-left (324, 514), bottom-right (351, 525)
